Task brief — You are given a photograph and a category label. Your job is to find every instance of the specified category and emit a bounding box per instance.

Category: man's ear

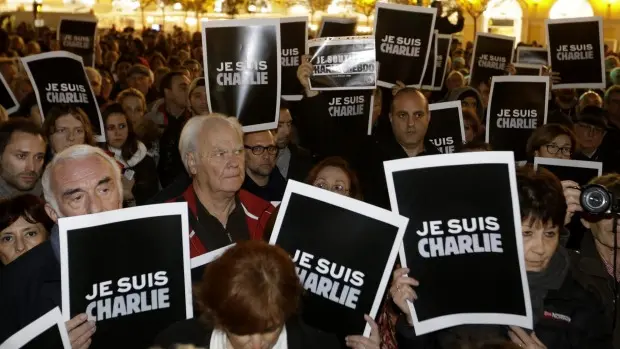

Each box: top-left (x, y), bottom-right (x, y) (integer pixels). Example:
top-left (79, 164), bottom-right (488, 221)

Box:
top-left (187, 152), bottom-right (198, 175)
top-left (389, 113), bottom-right (393, 124)
top-left (581, 218), bottom-right (591, 230)
top-left (44, 203), bottom-right (58, 223)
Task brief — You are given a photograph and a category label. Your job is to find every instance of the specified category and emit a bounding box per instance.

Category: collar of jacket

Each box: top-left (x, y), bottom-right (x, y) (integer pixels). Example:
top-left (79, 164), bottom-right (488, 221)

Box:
top-left (577, 232), bottom-right (611, 280)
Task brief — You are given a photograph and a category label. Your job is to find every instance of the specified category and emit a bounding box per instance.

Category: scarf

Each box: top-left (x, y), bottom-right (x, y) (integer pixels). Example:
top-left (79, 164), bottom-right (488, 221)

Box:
top-left (527, 246), bottom-right (570, 324)
top-left (209, 327), bottom-right (288, 349)
top-left (107, 141), bottom-right (148, 168)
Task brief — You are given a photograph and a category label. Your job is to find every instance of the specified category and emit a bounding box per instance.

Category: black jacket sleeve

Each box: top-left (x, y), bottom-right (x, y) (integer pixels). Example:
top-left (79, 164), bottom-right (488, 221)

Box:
top-left (132, 155), bottom-right (160, 205)
top-left (395, 315), bottom-right (439, 349)
top-left (157, 125), bottom-right (186, 188)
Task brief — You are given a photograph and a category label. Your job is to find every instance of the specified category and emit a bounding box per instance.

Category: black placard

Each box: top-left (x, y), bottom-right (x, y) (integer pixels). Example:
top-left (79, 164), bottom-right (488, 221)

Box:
top-left (486, 76), bottom-right (549, 161)
top-left (57, 17), bottom-right (98, 67)
top-left (280, 17), bottom-right (307, 101)
top-left (318, 17), bottom-right (357, 38)
top-left (421, 31), bottom-right (438, 90)
top-left (546, 17), bottom-right (605, 90)
top-left (269, 181), bottom-right (407, 337)
top-left (433, 34), bottom-right (453, 91)
top-left (514, 63), bottom-right (542, 76)
top-left (202, 18), bottom-right (281, 132)
top-left (533, 157), bottom-right (602, 185)
top-left (324, 89), bottom-right (374, 135)
top-left (59, 203), bottom-right (192, 349)
top-left (21, 51), bottom-right (104, 141)
top-left (374, 2), bottom-right (436, 88)
top-left (0, 71), bottom-right (19, 115)
top-left (470, 33), bottom-right (515, 88)
top-left (0, 308), bottom-right (71, 349)
top-left (384, 152), bottom-right (532, 335)
top-left (426, 101), bottom-right (465, 154)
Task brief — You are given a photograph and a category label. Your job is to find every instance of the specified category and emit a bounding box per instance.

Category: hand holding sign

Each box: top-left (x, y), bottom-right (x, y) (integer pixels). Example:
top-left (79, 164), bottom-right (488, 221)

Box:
top-left (562, 180), bottom-right (582, 225)
top-left (297, 55), bottom-right (318, 98)
top-left (392, 80), bottom-right (406, 96)
top-left (65, 313), bottom-right (95, 349)
top-left (345, 315), bottom-right (380, 349)
top-left (508, 326), bottom-right (547, 349)
top-left (389, 267), bottom-right (419, 326)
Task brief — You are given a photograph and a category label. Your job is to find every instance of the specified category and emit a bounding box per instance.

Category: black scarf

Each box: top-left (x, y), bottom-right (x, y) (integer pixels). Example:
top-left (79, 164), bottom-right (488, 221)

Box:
top-left (526, 246), bottom-right (570, 324)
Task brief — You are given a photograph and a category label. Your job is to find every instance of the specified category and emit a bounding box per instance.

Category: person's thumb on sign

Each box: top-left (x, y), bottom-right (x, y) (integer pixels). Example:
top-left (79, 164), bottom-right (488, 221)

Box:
top-left (65, 313), bottom-right (96, 349)
top-left (345, 314), bottom-right (381, 349)
top-left (389, 267), bottom-right (419, 326)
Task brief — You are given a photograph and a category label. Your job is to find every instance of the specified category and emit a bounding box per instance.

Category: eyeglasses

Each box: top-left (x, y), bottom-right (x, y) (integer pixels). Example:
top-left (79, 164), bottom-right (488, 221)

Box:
top-left (244, 145), bottom-right (278, 155)
top-left (576, 123), bottom-right (605, 136)
top-left (314, 181), bottom-right (349, 195)
top-left (544, 144), bottom-right (572, 156)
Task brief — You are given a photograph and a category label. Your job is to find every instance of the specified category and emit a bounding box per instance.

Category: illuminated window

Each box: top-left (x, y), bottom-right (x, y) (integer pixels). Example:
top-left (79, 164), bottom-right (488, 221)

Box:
top-left (549, 0), bottom-right (594, 19)
top-left (485, 0), bottom-right (523, 19)
top-left (483, 0), bottom-right (523, 43)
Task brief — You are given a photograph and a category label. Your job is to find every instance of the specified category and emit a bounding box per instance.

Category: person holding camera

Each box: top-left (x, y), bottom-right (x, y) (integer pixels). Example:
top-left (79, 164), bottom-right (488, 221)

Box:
top-left (390, 167), bottom-right (612, 349)
top-left (570, 174), bottom-right (620, 349)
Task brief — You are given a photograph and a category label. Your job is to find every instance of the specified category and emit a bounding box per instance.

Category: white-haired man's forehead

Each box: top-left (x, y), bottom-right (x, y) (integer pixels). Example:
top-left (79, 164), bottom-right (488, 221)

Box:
top-left (52, 153), bottom-right (119, 175)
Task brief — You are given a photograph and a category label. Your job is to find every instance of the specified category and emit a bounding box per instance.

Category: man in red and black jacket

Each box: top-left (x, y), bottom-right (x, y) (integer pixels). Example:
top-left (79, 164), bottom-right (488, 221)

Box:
top-left (160, 113), bottom-right (275, 259)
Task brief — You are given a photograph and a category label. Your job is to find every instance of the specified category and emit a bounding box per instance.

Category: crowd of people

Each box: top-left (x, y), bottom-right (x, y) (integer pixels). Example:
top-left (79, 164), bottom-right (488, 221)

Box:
top-left (3, 2), bottom-right (620, 348)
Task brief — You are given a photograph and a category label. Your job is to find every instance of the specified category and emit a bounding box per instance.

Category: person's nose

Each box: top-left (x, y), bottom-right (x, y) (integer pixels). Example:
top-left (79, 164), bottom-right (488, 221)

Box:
top-left (249, 335), bottom-right (262, 349)
top-left (530, 235), bottom-right (545, 255)
top-left (406, 114), bottom-right (416, 127)
top-left (88, 195), bottom-right (103, 214)
top-left (14, 236), bottom-right (25, 253)
top-left (67, 129), bottom-right (75, 141)
top-left (24, 156), bottom-right (35, 172)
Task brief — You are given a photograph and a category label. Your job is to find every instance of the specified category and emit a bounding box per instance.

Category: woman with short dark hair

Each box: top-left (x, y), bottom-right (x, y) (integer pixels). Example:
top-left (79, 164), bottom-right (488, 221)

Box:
top-left (526, 124), bottom-right (577, 161)
top-left (155, 240), bottom-right (379, 349)
top-left (306, 156), bottom-right (362, 200)
top-left (0, 194), bottom-right (53, 265)
top-left (391, 167), bottom-right (612, 348)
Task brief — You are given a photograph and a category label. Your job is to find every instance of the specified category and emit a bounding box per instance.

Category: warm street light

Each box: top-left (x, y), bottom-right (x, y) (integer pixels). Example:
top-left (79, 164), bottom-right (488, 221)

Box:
top-left (173, 2), bottom-right (182, 10)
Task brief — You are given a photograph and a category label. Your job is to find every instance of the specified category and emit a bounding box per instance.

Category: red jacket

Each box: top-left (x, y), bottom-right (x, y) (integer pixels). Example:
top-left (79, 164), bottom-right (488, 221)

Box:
top-left (168, 184), bottom-right (275, 258)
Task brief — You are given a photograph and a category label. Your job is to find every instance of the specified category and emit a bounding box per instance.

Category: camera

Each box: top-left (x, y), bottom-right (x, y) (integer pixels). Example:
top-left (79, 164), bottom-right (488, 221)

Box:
top-left (580, 184), bottom-right (620, 215)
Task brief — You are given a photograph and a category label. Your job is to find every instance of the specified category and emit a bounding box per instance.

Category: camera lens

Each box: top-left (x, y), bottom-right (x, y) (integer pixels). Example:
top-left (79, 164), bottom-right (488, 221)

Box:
top-left (581, 186), bottom-right (611, 215)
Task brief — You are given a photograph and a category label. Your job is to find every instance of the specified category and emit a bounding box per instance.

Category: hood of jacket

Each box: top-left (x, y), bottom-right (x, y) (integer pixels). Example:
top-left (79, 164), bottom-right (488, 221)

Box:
top-left (444, 86), bottom-right (485, 122)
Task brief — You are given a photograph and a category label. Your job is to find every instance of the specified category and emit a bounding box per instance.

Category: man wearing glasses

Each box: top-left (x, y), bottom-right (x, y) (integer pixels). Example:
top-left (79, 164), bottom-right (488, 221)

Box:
top-left (242, 130), bottom-right (287, 203)
top-left (573, 106), bottom-right (619, 173)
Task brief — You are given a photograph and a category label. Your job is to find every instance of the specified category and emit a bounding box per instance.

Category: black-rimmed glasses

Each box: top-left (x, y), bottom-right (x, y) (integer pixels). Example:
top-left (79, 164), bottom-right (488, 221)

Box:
top-left (244, 145), bottom-right (278, 155)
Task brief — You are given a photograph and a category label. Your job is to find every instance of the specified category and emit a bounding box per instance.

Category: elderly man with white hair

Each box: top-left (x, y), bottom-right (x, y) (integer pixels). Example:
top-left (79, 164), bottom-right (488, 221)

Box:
top-left (165, 113), bottom-right (275, 258)
top-left (43, 144), bottom-right (123, 260)
top-left (2, 144), bottom-right (123, 349)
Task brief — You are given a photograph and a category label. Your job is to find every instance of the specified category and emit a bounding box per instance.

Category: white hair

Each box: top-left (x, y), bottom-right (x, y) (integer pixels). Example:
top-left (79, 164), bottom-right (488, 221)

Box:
top-left (84, 67), bottom-right (101, 83)
top-left (178, 113), bottom-right (243, 173)
top-left (42, 144), bottom-right (123, 217)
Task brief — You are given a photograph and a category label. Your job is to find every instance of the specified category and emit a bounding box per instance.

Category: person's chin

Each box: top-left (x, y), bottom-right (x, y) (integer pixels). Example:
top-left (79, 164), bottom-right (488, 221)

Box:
top-left (526, 261), bottom-right (547, 272)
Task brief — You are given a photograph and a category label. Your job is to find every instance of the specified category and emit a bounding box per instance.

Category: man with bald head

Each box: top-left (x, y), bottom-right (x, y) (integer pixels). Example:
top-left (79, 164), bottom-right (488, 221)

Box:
top-left (242, 130), bottom-right (286, 203)
top-left (171, 114), bottom-right (275, 258)
top-left (578, 90), bottom-right (603, 114)
top-left (359, 88), bottom-right (440, 208)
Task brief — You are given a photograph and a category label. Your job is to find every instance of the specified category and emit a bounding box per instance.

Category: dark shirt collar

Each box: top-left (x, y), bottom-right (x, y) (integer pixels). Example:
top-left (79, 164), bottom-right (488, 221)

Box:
top-left (192, 189), bottom-right (250, 251)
